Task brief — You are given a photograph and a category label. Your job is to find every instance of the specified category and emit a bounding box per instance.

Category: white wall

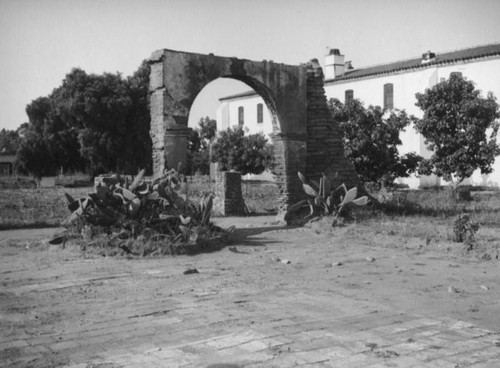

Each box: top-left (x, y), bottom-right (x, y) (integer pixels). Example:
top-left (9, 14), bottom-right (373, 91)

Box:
top-left (216, 94), bottom-right (273, 137)
top-left (216, 94), bottom-right (275, 181)
top-left (215, 57), bottom-right (500, 187)
top-left (325, 57), bottom-right (500, 188)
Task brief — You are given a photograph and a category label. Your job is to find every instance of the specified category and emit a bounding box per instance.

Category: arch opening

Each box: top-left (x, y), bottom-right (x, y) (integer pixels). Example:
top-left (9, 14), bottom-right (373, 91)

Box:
top-left (186, 77), bottom-right (278, 182)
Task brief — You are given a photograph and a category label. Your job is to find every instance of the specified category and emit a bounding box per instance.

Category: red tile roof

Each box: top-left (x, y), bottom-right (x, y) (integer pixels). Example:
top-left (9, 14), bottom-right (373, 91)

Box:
top-left (326, 43), bottom-right (500, 83)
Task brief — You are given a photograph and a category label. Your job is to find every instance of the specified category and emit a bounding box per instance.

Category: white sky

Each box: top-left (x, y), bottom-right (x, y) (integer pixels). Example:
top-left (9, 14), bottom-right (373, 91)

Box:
top-left (1, 0), bottom-right (500, 131)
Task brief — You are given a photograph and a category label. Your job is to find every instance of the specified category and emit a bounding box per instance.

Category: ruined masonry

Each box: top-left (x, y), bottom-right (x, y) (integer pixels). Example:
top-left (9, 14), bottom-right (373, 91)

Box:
top-left (148, 49), bottom-right (359, 216)
top-left (213, 171), bottom-right (247, 216)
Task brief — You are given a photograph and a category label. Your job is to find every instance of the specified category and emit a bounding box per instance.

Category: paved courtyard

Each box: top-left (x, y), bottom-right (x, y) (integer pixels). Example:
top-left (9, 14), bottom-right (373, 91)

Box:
top-left (1, 217), bottom-right (500, 367)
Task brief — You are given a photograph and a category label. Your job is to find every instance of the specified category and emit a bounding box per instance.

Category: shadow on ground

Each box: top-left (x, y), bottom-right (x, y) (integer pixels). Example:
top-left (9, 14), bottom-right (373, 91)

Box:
top-left (225, 225), bottom-right (290, 248)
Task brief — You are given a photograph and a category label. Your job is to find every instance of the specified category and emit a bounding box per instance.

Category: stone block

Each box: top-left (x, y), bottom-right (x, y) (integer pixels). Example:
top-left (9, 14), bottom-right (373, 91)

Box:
top-left (214, 171), bottom-right (246, 216)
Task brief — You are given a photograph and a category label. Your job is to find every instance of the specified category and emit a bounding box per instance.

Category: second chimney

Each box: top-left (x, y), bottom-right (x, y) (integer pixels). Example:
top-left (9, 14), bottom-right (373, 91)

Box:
top-left (324, 48), bottom-right (345, 80)
top-left (421, 50), bottom-right (436, 64)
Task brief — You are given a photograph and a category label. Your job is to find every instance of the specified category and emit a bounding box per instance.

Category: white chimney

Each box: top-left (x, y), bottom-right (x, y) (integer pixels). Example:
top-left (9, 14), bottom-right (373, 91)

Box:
top-left (324, 48), bottom-right (345, 80)
top-left (421, 50), bottom-right (436, 64)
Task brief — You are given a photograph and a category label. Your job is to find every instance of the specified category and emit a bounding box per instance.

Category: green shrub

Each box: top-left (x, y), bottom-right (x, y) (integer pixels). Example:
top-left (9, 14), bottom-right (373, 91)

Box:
top-left (453, 214), bottom-right (479, 248)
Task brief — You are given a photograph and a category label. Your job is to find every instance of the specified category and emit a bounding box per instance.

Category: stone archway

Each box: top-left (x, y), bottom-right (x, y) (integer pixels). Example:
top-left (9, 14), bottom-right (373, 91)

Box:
top-left (148, 49), bottom-right (358, 215)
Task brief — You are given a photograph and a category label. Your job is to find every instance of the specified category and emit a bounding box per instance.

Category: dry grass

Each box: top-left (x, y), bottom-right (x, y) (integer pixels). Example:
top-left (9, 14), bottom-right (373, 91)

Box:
top-left (186, 180), bottom-right (499, 243)
top-left (347, 189), bottom-right (500, 252)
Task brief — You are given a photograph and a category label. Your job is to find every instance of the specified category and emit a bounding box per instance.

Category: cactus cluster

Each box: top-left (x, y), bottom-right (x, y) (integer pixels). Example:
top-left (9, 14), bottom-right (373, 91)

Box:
top-left (60, 169), bottom-right (221, 255)
top-left (290, 172), bottom-right (369, 225)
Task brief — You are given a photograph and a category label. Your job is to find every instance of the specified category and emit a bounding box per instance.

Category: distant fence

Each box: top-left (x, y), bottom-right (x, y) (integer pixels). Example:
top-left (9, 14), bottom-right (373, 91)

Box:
top-left (0, 175), bottom-right (93, 190)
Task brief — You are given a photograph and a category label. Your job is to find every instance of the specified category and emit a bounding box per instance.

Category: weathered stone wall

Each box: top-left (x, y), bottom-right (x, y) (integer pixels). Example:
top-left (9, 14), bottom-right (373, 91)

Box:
top-left (305, 60), bottom-right (360, 188)
top-left (148, 49), bottom-right (359, 217)
top-left (271, 133), bottom-right (307, 214)
top-left (213, 171), bottom-right (246, 216)
top-left (0, 188), bottom-right (89, 229)
top-left (148, 49), bottom-right (307, 177)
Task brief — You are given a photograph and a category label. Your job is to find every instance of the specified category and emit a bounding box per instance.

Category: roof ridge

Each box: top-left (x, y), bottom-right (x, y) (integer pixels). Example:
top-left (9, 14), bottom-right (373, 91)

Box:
top-left (348, 42), bottom-right (500, 72)
top-left (433, 42), bottom-right (500, 56)
top-left (219, 90), bottom-right (258, 101)
top-left (327, 43), bottom-right (500, 83)
top-left (350, 55), bottom-right (420, 71)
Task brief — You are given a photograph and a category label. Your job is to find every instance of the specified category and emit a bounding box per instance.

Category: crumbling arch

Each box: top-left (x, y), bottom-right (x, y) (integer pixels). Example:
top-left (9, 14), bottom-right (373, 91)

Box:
top-left (148, 49), bottom-right (358, 216)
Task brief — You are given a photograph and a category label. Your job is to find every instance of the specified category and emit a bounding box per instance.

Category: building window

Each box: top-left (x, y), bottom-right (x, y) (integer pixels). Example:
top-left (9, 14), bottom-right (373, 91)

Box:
top-left (345, 89), bottom-right (353, 103)
top-left (384, 83), bottom-right (394, 110)
top-left (257, 103), bottom-right (263, 124)
top-left (238, 106), bottom-right (244, 126)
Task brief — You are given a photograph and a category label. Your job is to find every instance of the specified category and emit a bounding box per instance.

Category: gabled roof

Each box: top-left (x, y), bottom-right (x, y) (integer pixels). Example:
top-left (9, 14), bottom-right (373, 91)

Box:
top-left (219, 90), bottom-right (258, 102)
top-left (326, 43), bottom-right (500, 84)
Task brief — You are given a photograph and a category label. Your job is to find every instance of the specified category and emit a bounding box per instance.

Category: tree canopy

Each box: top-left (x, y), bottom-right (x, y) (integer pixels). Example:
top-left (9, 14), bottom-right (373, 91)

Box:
top-left (328, 98), bottom-right (421, 185)
top-left (211, 126), bottom-right (273, 176)
top-left (0, 128), bottom-right (22, 155)
top-left (16, 61), bottom-right (152, 177)
top-left (415, 74), bottom-right (500, 184)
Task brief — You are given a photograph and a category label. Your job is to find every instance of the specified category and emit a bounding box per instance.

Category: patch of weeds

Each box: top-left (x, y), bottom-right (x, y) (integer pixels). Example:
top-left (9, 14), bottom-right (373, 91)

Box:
top-left (242, 181), bottom-right (279, 215)
top-left (453, 214), bottom-right (479, 249)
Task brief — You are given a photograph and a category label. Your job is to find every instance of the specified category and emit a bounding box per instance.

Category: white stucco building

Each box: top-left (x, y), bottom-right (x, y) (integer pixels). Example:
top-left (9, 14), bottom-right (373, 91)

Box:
top-left (216, 91), bottom-right (274, 138)
top-left (217, 43), bottom-right (500, 188)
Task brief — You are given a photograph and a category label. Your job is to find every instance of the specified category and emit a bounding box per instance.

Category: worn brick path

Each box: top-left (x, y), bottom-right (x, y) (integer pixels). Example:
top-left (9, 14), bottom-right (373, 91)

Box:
top-left (1, 218), bottom-right (500, 367)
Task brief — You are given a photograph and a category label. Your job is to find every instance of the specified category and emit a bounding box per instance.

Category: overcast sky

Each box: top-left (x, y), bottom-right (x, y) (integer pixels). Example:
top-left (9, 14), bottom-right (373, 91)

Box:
top-left (1, 0), bottom-right (500, 131)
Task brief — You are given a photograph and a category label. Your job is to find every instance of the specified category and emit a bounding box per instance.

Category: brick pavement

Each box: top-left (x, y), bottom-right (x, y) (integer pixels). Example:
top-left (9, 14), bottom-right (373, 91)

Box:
top-left (3, 283), bottom-right (499, 367)
top-left (1, 221), bottom-right (500, 367)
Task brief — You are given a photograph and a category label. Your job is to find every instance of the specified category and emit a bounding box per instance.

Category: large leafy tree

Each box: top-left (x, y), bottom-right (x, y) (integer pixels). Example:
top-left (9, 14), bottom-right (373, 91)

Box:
top-left (211, 126), bottom-right (273, 176)
top-left (415, 74), bottom-right (500, 184)
top-left (17, 96), bottom-right (85, 177)
top-left (16, 128), bottom-right (55, 179)
top-left (328, 98), bottom-right (421, 185)
top-left (52, 68), bottom-right (133, 174)
top-left (17, 61), bottom-right (152, 177)
top-left (125, 60), bottom-right (152, 174)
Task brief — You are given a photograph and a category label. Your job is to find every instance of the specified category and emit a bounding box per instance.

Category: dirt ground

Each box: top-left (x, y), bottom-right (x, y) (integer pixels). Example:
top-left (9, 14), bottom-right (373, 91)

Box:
top-left (1, 216), bottom-right (500, 367)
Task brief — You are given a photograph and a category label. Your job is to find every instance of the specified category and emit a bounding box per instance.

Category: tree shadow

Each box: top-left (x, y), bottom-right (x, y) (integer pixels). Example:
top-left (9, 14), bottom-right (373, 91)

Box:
top-left (186, 220), bottom-right (297, 255)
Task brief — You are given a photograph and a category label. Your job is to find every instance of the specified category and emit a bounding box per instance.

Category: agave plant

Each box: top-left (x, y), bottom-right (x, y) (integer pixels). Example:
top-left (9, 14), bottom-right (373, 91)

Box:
top-left (290, 171), bottom-right (369, 225)
top-left (60, 168), bottom-right (220, 250)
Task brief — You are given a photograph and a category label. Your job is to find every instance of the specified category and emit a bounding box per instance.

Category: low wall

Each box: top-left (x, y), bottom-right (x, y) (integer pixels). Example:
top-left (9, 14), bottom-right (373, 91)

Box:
top-left (0, 187), bottom-right (91, 229)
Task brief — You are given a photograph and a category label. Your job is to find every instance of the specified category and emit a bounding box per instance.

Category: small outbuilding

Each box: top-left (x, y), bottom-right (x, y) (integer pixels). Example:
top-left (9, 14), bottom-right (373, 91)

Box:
top-left (0, 155), bottom-right (16, 176)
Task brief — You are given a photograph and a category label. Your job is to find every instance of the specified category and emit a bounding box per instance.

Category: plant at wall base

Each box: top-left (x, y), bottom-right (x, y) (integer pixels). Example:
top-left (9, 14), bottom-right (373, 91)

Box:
top-left (289, 172), bottom-right (369, 226)
top-left (328, 98), bottom-right (422, 187)
top-left (415, 73), bottom-right (500, 188)
top-left (453, 214), bottom-right (479, 250)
